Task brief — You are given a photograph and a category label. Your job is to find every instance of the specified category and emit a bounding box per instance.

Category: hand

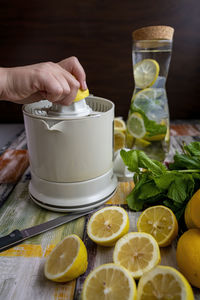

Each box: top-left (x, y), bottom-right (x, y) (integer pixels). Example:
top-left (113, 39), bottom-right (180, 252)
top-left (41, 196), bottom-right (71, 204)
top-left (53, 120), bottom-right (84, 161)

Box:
top-left (0, 56), bottom-right (87, 105)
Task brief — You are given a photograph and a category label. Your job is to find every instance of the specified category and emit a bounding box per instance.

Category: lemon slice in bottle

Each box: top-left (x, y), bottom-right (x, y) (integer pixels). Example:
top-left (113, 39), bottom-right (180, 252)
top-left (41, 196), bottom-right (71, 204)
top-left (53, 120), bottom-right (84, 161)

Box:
top-left (44, 234), bottom-right (87, 282)
top-left (127, 112), bottom-right (146, 139)
top-left (82, 263), bottom-right (137, 300)
top-left (135, 138), bottom-right (151, 148)
top-left (134, 59), bottom-right (160, 89)
top-left (137, 205), bottom-right (178, 247)
top-left (87, 206), bottom-right (129, 246)
top-left (137, 265), bottom-right (194, 300)
top-left (113, 232), bottom-right (161, 279)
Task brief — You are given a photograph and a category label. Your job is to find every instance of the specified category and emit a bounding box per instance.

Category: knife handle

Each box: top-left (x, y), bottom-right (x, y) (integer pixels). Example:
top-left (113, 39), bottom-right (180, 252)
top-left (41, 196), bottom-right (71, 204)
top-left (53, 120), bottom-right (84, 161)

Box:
top-left (0, 230), bottom-right (24, 253)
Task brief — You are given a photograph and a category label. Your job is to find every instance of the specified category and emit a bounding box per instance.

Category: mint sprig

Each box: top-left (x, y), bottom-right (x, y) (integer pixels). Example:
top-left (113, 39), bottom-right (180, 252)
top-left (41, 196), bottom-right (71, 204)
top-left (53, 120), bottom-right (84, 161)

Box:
top-left (120, 141), bottom-right (200, 219)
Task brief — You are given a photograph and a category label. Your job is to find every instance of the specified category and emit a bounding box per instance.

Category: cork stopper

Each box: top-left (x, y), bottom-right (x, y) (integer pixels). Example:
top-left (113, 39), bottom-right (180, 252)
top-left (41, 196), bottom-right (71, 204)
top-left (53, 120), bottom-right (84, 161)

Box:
top-left (133, 26), bottom-right (174, 41)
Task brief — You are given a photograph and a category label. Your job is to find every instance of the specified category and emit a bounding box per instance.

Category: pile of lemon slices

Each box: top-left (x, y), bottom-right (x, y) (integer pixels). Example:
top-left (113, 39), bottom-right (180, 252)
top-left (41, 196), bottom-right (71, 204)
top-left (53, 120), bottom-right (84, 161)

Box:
top-left (114, 118), bottom-right (126, 151)
top-left (44, 205), bottom-right (195, 300)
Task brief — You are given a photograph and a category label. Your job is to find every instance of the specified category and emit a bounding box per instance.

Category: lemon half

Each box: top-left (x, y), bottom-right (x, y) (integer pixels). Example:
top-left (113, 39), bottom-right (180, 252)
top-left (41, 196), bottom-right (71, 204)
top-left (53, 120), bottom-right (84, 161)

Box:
top-left (137, 265), bottom-right (194, 300)
top-left (113, 232), bottom-right (161, 279)
top-left (44, 234), bottom-right (87, 282)
top-left (82, 263), bottom-right (137, 300)
top-left (87, 206), bottom-right (129, 246)
top-left (137, 205), bottom-right (178, 247)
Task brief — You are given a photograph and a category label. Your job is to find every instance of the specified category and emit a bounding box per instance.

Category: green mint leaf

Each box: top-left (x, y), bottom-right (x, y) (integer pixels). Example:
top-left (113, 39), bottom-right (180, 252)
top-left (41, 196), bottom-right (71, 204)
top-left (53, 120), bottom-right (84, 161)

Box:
top-left (184, 141), bottom-right (200, 157)
top-left (167, 174), bottom-right (194, 204)
top-left (163, 199), bottom-right (186, 220)
top-left (126, 189), bottom-right (144, 211)
top-left (154, 173), bottom-right (175, 190)
top-left (169, 152), bottom-right (200, 170)
top-left (138, 151), bottom-right (164, 176)
top-left (192, 173), bottom-right (200, 192)
top-left (137, 180), bottom-right (161, 200)
top-left (120, 149), bottom-right (165, 176)
top-left (120, 149), bottom-right (140, 173)
top-left (126, 173), bottom-right (161, 211)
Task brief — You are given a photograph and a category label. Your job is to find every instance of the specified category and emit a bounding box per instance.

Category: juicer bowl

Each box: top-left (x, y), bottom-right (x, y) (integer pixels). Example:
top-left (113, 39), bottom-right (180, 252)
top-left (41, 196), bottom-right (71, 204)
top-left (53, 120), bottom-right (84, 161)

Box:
top-left (23, 95), bottom-right (118, 211)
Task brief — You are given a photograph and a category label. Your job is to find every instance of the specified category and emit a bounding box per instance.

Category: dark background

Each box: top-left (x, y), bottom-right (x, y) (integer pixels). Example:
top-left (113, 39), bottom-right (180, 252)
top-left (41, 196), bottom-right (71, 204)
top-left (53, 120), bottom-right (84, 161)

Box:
top-left (0, 0), bottom-right (199, 123)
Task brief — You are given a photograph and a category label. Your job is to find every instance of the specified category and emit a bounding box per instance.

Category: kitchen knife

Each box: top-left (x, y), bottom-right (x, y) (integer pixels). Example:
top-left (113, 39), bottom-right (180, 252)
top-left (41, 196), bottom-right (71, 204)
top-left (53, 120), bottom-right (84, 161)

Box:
top-left (0, 209), bottom-right (96, 253)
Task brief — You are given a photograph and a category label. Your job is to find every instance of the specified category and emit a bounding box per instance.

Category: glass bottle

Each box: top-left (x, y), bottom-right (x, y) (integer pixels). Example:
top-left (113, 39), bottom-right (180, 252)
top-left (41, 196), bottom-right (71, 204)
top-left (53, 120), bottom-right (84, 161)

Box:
top-left (126, 26), bottom-right (174, 161)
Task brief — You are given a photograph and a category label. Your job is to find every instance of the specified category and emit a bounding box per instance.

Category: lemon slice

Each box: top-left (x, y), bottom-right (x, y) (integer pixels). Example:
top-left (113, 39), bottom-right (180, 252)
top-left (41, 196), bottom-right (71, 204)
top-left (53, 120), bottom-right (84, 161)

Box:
top-left (132, 87), bottom-right (164, 102)
top-left (113, 232), bottom-right (160, 279)
top-left (114, 130), bottom-right (126, 152)
top-left (87, 206), bottom-right (129, 246)
top-left (44, 234), bottom-right (87, 282)
top-left (137, 265), bottom-right (194, 300)
top-left (114, 118), bottom-right (126, 133)
top-left (135, 138), bottom-right (151, 148)
top-left (74, 88), bottom-right (89, 102)
top-left (125, 131), bottom-right (135, 149)
top-left (134, 59), bottom-right (160, 89)
top-left (82, 263), bottom-right (137, 300)
top-left (145, 133), bottom-right (166, 141)
top-left (137, 205), bottom-right (178, 247)
top-left (127, 112), bottom-right (146, 139)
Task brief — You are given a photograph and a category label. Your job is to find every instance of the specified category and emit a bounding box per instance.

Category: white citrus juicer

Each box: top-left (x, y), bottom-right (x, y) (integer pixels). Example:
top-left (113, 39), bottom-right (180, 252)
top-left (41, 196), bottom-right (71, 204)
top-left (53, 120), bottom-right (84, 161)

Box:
top-left (23, 89), bottom-right (118, 212)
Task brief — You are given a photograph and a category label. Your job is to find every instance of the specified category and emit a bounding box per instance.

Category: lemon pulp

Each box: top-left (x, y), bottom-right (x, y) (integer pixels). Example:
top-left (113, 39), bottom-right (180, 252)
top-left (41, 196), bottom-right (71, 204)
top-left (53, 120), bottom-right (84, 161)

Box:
top-left (87, 206), bottom-right (129, 246)
top-left (113, 232), bottom-right (160, 279)
top-left (137, 205), bottom-right (178, 247)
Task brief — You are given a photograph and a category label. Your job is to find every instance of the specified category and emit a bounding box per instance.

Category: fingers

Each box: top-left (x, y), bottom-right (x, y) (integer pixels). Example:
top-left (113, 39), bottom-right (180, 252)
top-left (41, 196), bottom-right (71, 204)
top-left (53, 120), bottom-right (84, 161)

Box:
top-left (58, 56), bottom-right (87, 91)
top-left (3, 58), bottom-right (87, 106)
top-left (33, 62), bottom-right (81, 105)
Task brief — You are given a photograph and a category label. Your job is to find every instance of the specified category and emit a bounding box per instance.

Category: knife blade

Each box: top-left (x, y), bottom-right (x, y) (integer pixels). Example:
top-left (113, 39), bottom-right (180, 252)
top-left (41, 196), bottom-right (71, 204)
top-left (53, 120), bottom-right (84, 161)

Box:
top-left (0, 208), bottom-right (96, 253)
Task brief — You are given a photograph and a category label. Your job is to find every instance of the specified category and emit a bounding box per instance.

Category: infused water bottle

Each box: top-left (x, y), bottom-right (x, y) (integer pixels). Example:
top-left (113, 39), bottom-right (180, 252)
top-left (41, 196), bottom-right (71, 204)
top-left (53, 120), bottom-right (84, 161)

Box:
top-left (126, 26), bottom-right (174, 161)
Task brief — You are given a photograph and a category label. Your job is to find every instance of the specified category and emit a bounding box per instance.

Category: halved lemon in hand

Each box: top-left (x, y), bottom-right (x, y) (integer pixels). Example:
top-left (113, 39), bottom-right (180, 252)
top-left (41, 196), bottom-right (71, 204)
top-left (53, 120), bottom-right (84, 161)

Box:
top-left (82, 263), bottom-right (137, 300)
top-left (114, 118), bottom-right (126, 133)
top-left (87, 206), bottom-right (129, 246)
top-left (74, 88), bottom-right (89, 102)
top-left (127, 112), bottom-right (146, 139)
top-left (113, 232), bottom-right (160, 279)
top-left (114, 130), bottom-right (126, 152)
top-left (44, 234), bottom-right (87, 282)
top-left (137, 205), bottom-right (178, 247)
top-left (134, 59), bottom-right (160, 89)
top-left (137, 265), bottom-right (194, 300)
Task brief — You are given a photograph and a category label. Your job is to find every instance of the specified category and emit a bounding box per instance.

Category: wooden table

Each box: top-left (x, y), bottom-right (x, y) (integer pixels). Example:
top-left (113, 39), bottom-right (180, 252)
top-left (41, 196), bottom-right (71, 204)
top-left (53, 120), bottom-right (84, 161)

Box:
top-left (0, 122), bottom-right (200, 299)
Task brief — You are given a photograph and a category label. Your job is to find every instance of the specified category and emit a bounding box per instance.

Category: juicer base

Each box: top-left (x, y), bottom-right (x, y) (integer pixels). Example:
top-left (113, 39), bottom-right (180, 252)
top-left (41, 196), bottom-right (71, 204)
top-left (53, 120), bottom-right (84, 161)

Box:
top-left (29, 169), bottom-right (118, 212)
top-left (30, 189), bottom-right (117, 212)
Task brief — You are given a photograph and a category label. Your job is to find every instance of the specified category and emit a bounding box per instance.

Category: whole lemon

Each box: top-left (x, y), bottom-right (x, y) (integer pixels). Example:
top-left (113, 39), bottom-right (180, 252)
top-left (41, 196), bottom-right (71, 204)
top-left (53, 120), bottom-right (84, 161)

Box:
top-left (176, 228), bottom-right (200, 288)
top-left (184, 189), bottom-right (200, 229)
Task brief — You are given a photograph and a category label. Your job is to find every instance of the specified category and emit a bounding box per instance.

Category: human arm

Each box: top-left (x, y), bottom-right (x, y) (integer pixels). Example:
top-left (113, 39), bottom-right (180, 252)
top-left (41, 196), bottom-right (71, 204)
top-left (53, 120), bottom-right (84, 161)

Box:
top-left (0, 56), bottom-right (87, 105)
